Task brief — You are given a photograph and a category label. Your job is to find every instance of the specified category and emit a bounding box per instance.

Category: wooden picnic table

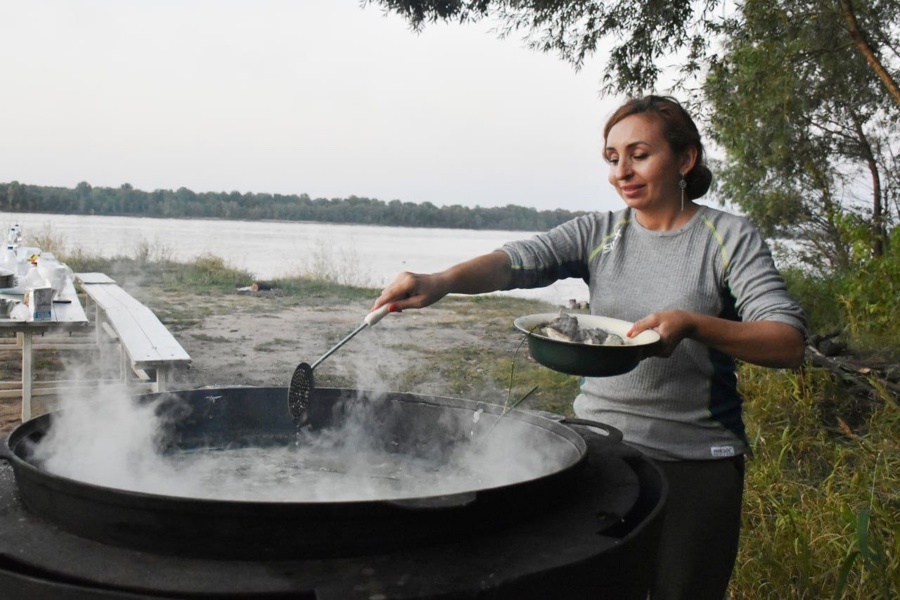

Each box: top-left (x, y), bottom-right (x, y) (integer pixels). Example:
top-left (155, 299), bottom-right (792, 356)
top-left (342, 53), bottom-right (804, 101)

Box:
top-left (0, 278), bottom-right (89, 421)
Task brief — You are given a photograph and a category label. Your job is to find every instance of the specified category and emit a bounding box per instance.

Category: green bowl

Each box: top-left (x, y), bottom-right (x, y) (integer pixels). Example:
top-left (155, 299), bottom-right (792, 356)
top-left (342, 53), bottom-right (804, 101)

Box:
top-left (513, 313), bottom-right (662, 377)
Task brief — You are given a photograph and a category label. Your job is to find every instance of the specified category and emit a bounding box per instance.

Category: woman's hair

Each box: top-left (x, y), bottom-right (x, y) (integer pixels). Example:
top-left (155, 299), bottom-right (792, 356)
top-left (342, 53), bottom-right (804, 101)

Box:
top-left (603, 95), bottom-right (713, 200)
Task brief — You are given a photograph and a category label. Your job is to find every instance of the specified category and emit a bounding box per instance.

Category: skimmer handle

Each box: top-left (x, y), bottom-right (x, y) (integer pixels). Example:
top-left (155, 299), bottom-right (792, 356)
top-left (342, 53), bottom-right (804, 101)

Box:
top-left (364, 303), bottom-right (398, 327)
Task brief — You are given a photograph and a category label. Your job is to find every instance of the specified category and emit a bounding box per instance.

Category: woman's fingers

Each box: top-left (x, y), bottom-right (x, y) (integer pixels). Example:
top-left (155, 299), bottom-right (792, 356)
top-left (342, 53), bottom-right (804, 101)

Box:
top-left (627, 310), bottom-right (695, 358)
top-left (627, 313), bottom-right (665, 340)
top-left (372, 272), bottom-right (441, 312)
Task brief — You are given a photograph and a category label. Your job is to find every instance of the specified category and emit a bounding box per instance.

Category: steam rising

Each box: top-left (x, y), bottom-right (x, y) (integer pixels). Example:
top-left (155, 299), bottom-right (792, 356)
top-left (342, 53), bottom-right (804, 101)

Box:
top-left (29, 389), bottom-right (576, 502)
top-left (31, 388), bottom-right (178, 493)
top-left (25, 319), bottom-right (577, 503)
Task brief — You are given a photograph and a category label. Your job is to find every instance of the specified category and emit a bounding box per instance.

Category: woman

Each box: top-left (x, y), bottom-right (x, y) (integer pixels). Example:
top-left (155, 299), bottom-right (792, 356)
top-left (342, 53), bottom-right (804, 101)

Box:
top-left (373, 95), bottom-right (807, 599)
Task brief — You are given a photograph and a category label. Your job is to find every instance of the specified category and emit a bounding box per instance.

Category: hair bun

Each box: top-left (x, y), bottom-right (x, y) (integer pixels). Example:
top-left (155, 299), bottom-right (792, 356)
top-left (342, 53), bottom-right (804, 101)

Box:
top-left (687, 165), bottom-right (713, 200)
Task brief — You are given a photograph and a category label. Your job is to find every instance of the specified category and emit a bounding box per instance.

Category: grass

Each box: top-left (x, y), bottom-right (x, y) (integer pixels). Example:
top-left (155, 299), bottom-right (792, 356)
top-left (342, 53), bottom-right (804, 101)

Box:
top-left (267, 277), bottom-right (376, 304)
top-left (387, 294), bottom-right (582, 413)
top-left (734, 364), bottom-right (899, 599)
top-left (190, 333), bottom-right (234, 343)
top-left (380, 336), bottom-right (580, 415)
top-left (253, 338), bottom-right (295, 353)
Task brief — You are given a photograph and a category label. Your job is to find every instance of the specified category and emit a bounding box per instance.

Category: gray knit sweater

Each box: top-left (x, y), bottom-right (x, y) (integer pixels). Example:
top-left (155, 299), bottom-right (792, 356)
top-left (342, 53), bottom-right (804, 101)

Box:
top-left (501, 205), bottom-right (807, 461)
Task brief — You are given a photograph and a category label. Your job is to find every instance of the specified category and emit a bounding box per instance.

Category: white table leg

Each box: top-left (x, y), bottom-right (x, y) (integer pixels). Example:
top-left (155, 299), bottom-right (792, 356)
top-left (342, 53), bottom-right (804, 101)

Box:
top-left (21, 331), bottom-right (33, 421)
top-left (155, 367), bottom-right (168, 393)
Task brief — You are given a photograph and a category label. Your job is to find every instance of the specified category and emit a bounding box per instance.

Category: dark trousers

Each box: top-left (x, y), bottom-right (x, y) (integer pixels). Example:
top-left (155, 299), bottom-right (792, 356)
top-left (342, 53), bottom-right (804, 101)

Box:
top-left (650, 456), bottom-right (745, 600)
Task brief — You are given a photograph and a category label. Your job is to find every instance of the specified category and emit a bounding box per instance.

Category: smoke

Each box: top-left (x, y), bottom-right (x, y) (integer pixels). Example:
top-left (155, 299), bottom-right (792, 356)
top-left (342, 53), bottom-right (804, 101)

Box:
top-left (28, 384), bottom-right (577, 502)
top-left (343, 327), bottom-right (396, 399)
top-left (30, 386), bottom-right (180, 492)
top-left (23, 312), bottom-right (577, 503)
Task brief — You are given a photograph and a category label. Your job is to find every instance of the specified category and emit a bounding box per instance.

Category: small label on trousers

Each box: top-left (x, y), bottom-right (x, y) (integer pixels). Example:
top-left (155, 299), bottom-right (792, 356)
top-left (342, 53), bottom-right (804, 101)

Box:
top-left (711, 445), bottom-right (736, 458)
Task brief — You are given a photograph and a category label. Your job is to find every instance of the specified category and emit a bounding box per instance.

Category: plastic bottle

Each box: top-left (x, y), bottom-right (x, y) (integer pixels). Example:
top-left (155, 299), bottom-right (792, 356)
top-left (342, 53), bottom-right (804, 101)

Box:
top-left (1, 245), bottom-right (17, 274)
top-left (37, 253), bottom-right (66, 295)
top-left (25, 259), bottom-right (48, 289)
top-left (8, 224), bottom-right (21, 244)
top-left (36, 252), bottom-right (59, 280)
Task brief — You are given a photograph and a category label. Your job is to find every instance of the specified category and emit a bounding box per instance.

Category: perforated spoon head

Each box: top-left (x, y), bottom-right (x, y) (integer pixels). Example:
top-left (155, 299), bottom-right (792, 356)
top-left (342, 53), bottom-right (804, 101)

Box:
top-left (287, 362), bottom-right (313, 425)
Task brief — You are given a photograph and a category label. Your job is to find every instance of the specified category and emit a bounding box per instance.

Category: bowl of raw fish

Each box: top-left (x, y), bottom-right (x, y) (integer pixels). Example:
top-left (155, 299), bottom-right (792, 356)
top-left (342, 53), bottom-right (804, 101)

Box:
top-left (513, 312), bottom-right (662, 377)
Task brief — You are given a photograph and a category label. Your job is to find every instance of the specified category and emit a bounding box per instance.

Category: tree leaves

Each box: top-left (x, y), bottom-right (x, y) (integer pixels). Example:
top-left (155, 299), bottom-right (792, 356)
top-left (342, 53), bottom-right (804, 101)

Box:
top-left (703, 0), bottom-right (899, 269)
top-left (367, 0), bottom-right (721, 95)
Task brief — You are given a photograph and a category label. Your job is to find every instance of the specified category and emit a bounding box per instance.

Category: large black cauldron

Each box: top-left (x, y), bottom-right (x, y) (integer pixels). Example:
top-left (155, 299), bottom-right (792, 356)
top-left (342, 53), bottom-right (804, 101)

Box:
top-left (0, 387), bottom-right (667, 599)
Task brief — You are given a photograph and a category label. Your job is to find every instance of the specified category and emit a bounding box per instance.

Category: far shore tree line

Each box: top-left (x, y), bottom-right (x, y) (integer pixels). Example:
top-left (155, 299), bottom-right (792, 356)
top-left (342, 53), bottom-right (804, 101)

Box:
top-left (0, 181), bottom-right (586, 233)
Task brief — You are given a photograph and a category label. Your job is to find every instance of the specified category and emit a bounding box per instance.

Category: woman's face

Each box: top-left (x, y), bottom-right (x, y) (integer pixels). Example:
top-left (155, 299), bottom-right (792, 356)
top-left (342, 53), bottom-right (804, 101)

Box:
top-left (604, 114), bottom-right (691, 213)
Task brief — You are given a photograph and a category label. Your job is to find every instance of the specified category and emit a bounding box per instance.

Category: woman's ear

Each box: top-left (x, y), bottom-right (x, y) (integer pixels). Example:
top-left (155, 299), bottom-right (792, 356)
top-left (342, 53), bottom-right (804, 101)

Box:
top-left (681, 147), bottom-right (698, 175)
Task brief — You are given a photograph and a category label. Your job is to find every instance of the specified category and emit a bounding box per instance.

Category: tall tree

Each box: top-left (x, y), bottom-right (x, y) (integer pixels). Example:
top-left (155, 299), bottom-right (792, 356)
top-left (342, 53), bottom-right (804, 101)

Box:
top-left (704, 0), bottom-right (899, 269)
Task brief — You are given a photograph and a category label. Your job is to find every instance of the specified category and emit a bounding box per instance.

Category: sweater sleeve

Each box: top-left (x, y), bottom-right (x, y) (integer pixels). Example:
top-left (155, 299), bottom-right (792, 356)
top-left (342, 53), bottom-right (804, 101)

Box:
top-left (500, 214), bottom-right (600, 290)
top-left (721, 217), bottom-right (808, 338)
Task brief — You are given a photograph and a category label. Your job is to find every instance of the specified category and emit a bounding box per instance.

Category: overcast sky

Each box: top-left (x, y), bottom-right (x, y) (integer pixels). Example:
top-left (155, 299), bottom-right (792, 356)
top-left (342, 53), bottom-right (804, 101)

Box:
top-left (1, 1), bottom-right (627, 212)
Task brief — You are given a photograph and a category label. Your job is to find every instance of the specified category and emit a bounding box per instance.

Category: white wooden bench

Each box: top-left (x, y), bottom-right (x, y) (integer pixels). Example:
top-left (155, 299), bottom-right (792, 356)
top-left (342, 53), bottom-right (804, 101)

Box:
top-left (76, 273), bottom-right (191, 392)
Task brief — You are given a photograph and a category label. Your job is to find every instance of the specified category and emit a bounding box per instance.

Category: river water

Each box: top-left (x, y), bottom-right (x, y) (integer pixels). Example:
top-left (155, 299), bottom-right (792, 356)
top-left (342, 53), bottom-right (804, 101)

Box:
top-left (2, 212), bottom-right (588, 307)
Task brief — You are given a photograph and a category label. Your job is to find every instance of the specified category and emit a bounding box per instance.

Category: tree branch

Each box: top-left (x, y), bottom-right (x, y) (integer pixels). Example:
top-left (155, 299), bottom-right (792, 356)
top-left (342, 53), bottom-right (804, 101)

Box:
top-left (839, 0), bottom-right (900, 107)
top-left (806, 345), bottom-right (900, 399)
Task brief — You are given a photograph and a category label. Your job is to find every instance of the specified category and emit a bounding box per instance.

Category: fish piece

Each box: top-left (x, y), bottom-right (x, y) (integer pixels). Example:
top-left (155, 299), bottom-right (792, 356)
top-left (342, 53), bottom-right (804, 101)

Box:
top-left (542, 309), bottom-right (580, 341)
top-left (543, 327), bottom-right (574, 342)
top-left (579, 328), bottom-right (625, 346)
top-left (539, 310), bottom-right (626, 346)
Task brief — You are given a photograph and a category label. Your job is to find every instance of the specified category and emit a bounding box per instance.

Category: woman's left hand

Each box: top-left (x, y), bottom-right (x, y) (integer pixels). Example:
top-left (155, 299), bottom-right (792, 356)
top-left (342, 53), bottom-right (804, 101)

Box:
top-left (627, 310), bottom-right (695, 358)
top-left (627, 309), bottom-right (806, 368)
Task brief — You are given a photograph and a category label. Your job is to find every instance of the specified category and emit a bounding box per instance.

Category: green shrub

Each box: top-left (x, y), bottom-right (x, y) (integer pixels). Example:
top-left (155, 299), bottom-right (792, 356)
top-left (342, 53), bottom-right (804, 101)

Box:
top-left (784, 228), bottom-right (900, 358)
top-left (783, 268), bottom-right (845, 334)
top-left (835, 234), bottom-right (900, 356)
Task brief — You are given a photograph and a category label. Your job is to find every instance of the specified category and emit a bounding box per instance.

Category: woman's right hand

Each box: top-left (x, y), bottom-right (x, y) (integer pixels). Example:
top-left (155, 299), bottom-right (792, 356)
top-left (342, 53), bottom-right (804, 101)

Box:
top-left (372, 271), bottom-right (449, 313)
top-left (372, 251), bottom-right (513, 313)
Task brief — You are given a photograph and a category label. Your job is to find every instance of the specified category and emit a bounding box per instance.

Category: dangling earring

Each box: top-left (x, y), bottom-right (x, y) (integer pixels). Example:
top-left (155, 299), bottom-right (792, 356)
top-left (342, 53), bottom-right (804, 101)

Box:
top-left (679, 173), bottom-right (687, 212)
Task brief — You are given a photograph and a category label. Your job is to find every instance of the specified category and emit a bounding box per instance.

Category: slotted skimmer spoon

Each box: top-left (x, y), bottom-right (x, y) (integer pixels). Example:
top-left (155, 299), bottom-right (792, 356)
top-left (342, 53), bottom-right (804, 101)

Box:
top-left (288, 303), bottom-right (398, 425)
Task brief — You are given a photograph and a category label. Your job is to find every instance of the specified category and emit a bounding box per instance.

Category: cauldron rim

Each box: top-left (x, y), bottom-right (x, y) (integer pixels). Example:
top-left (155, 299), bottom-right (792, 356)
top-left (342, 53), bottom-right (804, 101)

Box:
top-left (0, 387), bottom-right (607, 559)
top-left (3, 386), bottom-right (589, 506)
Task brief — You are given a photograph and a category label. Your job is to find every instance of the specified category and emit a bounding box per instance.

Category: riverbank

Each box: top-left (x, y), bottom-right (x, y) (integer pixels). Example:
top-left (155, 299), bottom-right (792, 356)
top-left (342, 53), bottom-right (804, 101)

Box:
top-left (2, 211), bottom-right (591, 305)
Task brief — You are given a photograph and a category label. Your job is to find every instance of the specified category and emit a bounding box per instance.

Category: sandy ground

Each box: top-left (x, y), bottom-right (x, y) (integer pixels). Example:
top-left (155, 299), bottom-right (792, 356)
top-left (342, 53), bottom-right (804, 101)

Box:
top-left (177, 299), bottom-right (490, 390)
top-left (0, 289), bottom-right (541, 435)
